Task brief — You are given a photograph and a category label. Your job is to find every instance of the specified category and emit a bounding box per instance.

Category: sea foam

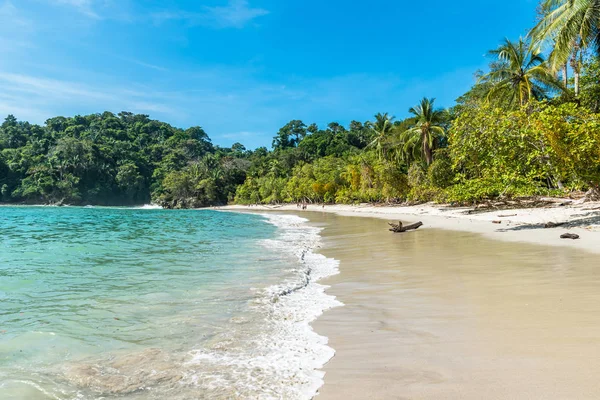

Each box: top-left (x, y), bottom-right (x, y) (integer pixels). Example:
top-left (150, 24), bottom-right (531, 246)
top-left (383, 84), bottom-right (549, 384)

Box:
top-left (187, 213), bottom-right (342, 399)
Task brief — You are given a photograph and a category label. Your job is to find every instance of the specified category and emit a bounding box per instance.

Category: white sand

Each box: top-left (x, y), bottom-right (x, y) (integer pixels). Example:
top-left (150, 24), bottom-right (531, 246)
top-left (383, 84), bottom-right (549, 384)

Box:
top-left (222, 200), bottom-right (600, 254)
top-left (220, 202), bottom-right (600, 399)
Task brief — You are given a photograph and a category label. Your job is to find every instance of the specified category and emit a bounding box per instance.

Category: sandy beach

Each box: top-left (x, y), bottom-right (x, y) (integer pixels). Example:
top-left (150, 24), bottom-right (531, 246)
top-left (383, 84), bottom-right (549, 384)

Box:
top-left (222, 202), bottom-right (600, 399)
top-left (224, 200), bottom-right (600, 254)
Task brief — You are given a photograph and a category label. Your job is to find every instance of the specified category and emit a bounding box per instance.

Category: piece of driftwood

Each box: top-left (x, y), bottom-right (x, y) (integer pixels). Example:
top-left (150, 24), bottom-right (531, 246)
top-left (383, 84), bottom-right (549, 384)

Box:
top-left (560, 233), bottom-right (580, 240)
top-left (492, 220), bottom-right (502, 224)
top-left (498, 214), bottom-right (517, 218)
top-left (545, 222), bottom-right (567, 228)
top-left (388, 221), bottom-right (423, 233)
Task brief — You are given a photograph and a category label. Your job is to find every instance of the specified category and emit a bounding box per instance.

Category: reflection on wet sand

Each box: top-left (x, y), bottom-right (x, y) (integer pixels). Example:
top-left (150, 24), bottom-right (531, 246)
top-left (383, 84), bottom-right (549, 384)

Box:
top-left (309, 212), bottom-right (600, 400)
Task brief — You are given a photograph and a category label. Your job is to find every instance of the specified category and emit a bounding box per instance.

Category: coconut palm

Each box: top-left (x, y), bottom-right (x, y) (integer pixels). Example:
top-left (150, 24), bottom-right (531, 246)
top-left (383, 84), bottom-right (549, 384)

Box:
top-left (530, 0), bottom-right (600, 72)
top-left (400, 98), bottom-right (446, 166)
top-left (481, 38), bottom-right (563, 107)
top-left (366, 112), bottom-right (395, 160)
top-left (529, 0), bottom-right (595, 95)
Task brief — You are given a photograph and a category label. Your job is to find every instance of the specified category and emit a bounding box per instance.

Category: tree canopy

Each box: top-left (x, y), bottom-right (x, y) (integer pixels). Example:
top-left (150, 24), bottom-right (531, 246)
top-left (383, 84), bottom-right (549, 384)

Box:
top-left (3, 0), bottom-right (600, 207)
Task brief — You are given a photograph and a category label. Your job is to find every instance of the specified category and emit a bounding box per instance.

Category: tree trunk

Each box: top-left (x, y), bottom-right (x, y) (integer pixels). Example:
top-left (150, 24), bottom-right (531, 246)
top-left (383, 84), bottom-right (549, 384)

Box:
top-left (562, 63), bottom-right (568, 87)
top-left (389, 221), bottom-right (423, 233)
top-left (571, 42), bottom-right (581, 97)
top-left (422, 132), bottom-right (433, 166)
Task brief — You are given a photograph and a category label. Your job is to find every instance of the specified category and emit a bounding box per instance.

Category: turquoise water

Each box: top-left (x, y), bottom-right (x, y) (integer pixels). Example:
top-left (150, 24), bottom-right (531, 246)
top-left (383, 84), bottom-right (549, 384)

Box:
top-left (0, 207), bottom-right (340, 399)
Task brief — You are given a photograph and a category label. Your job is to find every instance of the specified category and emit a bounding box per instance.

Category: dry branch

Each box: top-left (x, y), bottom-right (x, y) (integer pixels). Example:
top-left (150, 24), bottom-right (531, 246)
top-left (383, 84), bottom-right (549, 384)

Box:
top-left (388, 221), bottom-right (423, 233)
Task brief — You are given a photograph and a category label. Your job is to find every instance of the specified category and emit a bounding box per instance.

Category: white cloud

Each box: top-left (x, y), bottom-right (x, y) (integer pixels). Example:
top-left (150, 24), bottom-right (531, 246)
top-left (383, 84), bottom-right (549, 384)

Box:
top-left (152, 0), bottom-right (269, 29)
top-left (0, 1), bottom-right (28, 25)
top-left (215, 131), bottom-right (261, 140)
top-left (207, 0), bottom-right (268, 28)
top-left (51, 0), bottom-right (100, 19)
top-left (0, 71), bottom-right (179, 123)
top-left (0, 1), bottom-right (35, 56)
top-left (124, 58), bottom-right (167, 72)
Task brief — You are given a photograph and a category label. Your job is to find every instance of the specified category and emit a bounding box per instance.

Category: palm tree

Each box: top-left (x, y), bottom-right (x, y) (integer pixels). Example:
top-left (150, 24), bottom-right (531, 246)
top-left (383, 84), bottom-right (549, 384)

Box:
top-left (530, 0), bottom-right (600, 89)
top-left (366, 112), bottom-right (395, 160)
top-left (400, 98), bottom-right (446, 166)
top-left (481, 38), bottom-right (563, 107)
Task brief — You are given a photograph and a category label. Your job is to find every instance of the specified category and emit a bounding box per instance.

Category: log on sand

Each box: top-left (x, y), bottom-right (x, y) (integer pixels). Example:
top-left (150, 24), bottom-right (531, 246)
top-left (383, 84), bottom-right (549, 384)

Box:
top-left (388, 221), bottom-right (423, 233)
top-left (560, 233), bottom-right (580, 240)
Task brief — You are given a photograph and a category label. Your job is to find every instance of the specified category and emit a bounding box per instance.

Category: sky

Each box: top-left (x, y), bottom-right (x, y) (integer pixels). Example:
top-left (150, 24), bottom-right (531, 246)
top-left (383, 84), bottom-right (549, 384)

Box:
top-left (0, 0), bottom-right (539, 148)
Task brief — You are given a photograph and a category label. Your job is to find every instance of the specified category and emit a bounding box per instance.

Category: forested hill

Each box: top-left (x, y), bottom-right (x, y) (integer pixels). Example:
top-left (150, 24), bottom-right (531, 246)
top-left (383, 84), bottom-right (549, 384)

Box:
top-left (0, 112), bottom-right (250, 208)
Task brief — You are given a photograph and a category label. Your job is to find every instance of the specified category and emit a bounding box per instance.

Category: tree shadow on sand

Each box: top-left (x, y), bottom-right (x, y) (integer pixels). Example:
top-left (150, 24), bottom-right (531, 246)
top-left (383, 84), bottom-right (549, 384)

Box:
top-left (498, 211), bottom-right (600, 232)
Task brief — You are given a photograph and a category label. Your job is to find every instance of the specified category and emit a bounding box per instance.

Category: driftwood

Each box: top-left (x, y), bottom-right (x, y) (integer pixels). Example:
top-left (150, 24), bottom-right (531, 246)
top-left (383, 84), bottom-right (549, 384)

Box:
top-left (545, 222), bottom-right (567, 228)
top-left (560, 233), bottom-right (580, 240)
top-left (388, 221), bottom-right (423, 233)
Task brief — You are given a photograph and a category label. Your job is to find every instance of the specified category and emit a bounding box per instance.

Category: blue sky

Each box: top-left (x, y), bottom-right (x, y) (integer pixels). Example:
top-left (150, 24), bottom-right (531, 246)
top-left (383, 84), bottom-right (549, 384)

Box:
top-left (0, 0), bottom-right (538, 148)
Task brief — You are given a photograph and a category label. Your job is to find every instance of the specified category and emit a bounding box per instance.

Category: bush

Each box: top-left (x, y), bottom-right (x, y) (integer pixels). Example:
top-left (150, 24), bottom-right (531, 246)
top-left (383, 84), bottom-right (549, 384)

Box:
top-left (428, 150), bottom-right (454, 188)
top-left (407, 185), bottom-right (444, 203)
top-left (444, 177), bottom-right (545, 204)
top-left (408, 162), bottom-right (427, 188)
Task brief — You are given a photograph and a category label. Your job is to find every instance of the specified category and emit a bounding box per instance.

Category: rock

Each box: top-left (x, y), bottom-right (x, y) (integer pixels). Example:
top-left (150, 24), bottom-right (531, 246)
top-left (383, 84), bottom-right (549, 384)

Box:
top-left (560, 233), bottom-right (580, 240)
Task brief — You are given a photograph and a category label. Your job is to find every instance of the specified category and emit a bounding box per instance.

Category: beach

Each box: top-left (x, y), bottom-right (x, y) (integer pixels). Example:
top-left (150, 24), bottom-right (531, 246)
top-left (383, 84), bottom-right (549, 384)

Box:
top-left (223, 202), bottom-right (600, 399)
top-left (224, 200), bottom-right (600, 253)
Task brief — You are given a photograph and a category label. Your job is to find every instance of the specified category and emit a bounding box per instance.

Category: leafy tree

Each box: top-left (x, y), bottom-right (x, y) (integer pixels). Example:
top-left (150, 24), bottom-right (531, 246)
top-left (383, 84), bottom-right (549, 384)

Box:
top-left (579, 57), bottom-right (600, 111)
top-left (272, 120), bottom-right (307, 150)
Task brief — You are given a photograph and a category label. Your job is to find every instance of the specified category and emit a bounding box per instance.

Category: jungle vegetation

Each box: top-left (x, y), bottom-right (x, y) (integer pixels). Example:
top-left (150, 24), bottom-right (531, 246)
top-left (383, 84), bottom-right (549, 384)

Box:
top-left (1, 0), bottom-right (600, 208)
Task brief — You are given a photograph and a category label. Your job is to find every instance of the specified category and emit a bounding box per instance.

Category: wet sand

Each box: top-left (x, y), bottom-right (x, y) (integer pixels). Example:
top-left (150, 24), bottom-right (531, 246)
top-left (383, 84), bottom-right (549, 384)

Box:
top-left (307, 212), bottom-right (600, 400)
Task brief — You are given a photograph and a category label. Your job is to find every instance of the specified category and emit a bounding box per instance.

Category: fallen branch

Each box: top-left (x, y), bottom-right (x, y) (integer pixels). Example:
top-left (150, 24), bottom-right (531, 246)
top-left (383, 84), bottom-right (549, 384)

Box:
top-left (560, 233), bottom-right (580, 240)
top-left (388, 221), bottom-right (423, 233)
top-left (544, 222), bottom-right (567, 229)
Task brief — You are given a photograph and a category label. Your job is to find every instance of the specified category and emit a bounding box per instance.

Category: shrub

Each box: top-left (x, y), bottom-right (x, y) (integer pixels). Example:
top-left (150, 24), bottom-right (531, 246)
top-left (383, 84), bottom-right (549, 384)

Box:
top-left (408, 162), bottom-right (427, 188)
top-left (428, 150), bottom-right (455, 188)
top-left (444, 177), bottom-right (545, 204)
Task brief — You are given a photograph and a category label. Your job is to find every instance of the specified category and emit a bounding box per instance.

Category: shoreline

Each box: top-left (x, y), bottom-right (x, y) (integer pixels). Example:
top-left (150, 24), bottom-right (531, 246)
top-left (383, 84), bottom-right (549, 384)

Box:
top-left (221, 201), bottom-right (600, 254)
top-left (221, 204), bottom-right (600, 399)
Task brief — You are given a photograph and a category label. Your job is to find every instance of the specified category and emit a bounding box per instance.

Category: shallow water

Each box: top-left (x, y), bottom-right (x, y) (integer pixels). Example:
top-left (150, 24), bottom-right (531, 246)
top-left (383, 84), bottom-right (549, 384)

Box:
top-left (0, 207), bottom-right (340, 399)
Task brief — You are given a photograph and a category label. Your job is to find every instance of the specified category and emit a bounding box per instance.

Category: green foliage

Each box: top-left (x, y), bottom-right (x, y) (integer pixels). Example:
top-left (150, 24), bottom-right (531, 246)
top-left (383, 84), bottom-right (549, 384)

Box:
top-left (407, 163), bottom-right (427, 188)
top-left (579, 58), bottom-right (600, 112)
top-left (6, 0), bottom-right (600, 211)
top-left (235, 151), bottom-right (410, 205)
top-left (444, 178), bottom-right (544, 204)
top-left (449, 101), bottom-right (600, 195)
top-left (427, 150), bottom-right (455, 189)
top-left (530, 0), bottom-right (600, 71)
top-left (480, 38), bottom-right (563, 108)
top-left (400, 98), bottom-right (448, 165)
top-left (0, 113), bottom-right (245, 207)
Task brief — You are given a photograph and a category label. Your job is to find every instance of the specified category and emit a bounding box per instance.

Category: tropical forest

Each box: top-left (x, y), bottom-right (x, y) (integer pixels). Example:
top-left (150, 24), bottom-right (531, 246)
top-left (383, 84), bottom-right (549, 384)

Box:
top-left (1, 0), bottom-right (600, 208)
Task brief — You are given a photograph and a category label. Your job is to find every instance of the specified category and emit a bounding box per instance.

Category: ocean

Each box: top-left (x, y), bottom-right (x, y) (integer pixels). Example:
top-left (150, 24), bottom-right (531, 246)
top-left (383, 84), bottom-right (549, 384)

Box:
top-left (0, 206), bottom-right (340, 399)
